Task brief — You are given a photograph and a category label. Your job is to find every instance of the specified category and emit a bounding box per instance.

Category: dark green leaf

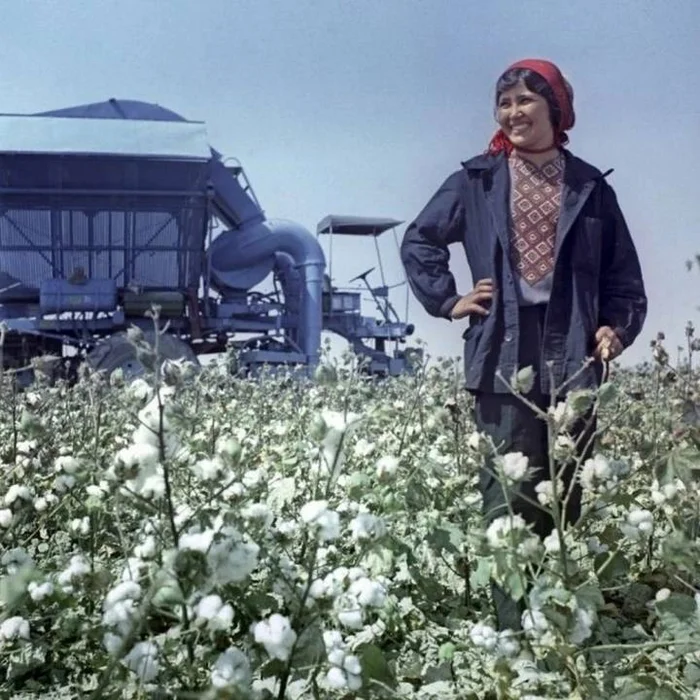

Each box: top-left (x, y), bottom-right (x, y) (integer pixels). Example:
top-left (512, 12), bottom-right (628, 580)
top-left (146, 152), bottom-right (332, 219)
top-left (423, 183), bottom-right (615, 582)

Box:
top-left (597, 381), bottom-right (618, 407)
top-left (359, 643), bottom-right (396, 690)
top-left (292, 622), bottom-right (325, 668)
top-left (504, 571), bottom-right (526, 601)
top-left (576, 583), bottom-right (605, 612)
top-left (427, 525), bottom-right (463, 555)
top-left (684, 661), bottom-right (700, 686)
top-left (617, 675), bottom-right (684, 699)
top-left (569, 389), bottom-right (595, 417)
top-left (655, 592), bottom-right (696, 619)
top-left (595, 550), bottom-right (629, 584)
top-left (657, 445), bottom-right (700, 486)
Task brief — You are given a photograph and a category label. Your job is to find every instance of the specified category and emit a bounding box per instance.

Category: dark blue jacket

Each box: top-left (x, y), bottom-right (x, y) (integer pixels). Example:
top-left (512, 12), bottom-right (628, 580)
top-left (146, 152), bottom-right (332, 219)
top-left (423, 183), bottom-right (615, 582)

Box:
top-left (400, 150), bottom-right (647, 395)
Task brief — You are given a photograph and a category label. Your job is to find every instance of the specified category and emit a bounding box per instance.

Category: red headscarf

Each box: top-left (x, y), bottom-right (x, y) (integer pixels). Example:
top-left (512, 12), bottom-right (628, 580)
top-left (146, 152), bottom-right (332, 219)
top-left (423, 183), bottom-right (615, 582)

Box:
top-left (487, 58), bottom-right (575, 156)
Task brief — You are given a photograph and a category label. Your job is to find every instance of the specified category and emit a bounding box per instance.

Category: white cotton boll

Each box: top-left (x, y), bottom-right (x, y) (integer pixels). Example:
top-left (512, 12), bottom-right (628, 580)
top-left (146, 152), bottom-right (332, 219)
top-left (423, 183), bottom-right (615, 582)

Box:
top-left (517, 534), bottom-right (541, 560)
top-left (192, 457), bottom-right (225, 482)
top-left (242, 468), bottom-right (265, 489)
top-left (33, 497), bottom-right (48, 512)
top-left (242, 502), bottom-right (273, 528)
top-left (549, 401), bottom-right (576, 430)
top-left (253, 614), bottom-right (297, 661)
top-left (327, 647), bottom-right (346, 667)
top-left (134, 536), bottom-right (157, 560)
top-left (28, 580), bottom-right (54, 602)
top-left (323, 567), bottom-right (350, 598)
top-left (121, 557), bottom-right (147, 583)
top-left (580, 454), bottom-right (615, 493)
top-left (57, 554), bottom-right (91, 592)
top-left (222, 481), bottom-right (245, 500)
top-left (586, 536), bottom-right (608, 555)
top-left (470, 622), bottom-right (498, 651)
top-left (626, 508), bottom-right (654, 537)
top-left (195, 594), bottom-right (234, 631)
top-left (127, 378), bottom-right (152, 402)
top-left (346, 567), bottom-right (363, 582)
top-left (343, 654), bottom-right (362, 677)
top-left (179, 529), bottom-right (215, 553)
top-left (569, 607), bottom-right (595, 644)
top-left (70, 517), bottom-right (90, 536)
top-left (321, 409), bottom-right (361, 433)
top-left (2, 547), bottom-right (31, 569)
top-left (54, 456), bottom-right (80, 474)
top-left (211, 647), bottom-right (252, 690)
top-left (350, 513), bottom-right (387, 541)
top-left (326, 666), bottom-right (348, 689)
top-left (103, 632), bottom-right (123, 654)
top-left (173, 504), bottom-right (195, 529)
top-left (467, 431), bottom-right (483, 451)
top-left (335, 595), bottom-right (364, 629)
top-left (308, 579), bottom-right (328, 600)
top-left (544, 530), bottom-right (561, 554)
top-left (123, 640), bottom-right (159, 682)
top-left (0, 509), bottom-right (12, 527)
top-left (501, 452), bottom-right (528, 482)
top-left (535, 480), bottom-right (553, 506)
top-left (485, 514), bottom-right (528, 549)
top-left (347, 670), bottom-right (363, 690)
top-left (655, 588), bottom-right (671, 602)
top-left (324, 628), bottom-right (344, 648)
top-left (496, 629), bottom-right (520, 658)
top-left (207, 531), bottom-right (260, 585)
top-left (54, 474), bottom-right (76, 493)
top-left (348, 577), bottom-right (387, 608)
top-left (102, 599), bottom-right (138, 637)
top-left (104, 581), bottom-right (142, 610)
top-left (553, 434), bottom-right (576, 460)
top-left (210, 604), bottom-right (234, 631)
top-left (196, 594), bottom-right (223, 622)
top-left (316, 510), bottom-right (340, 542)
top-left (5, 484), bottom-right (32, 506)
top-left (353, 438), bottom-right (375, 458)
top-left (375, 455), bottom-right (399, 479)
top-left (85, 484), bottom-right (107, 500)
top-left (275, 519), bottom-right (297, 536)
top-left (300, 501), bottom-right (340, 542)
top-left (300, 500), bottom-right (328, 523)
top-left (522, 609), bottom-right (550, 639)
top-left (0, 616), bottom-right (30, 642)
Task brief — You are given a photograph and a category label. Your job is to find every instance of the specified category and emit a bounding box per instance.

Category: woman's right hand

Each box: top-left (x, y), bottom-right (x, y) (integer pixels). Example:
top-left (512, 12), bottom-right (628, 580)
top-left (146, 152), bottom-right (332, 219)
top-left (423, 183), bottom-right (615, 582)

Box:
top-left (449, 278), bottom-right (494, 319)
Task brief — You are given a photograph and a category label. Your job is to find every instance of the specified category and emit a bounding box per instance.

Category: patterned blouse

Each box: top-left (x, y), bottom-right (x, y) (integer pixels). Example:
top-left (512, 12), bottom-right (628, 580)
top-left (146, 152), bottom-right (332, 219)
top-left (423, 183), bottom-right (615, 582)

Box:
top-left (508, 151), bottom-right (565, 289)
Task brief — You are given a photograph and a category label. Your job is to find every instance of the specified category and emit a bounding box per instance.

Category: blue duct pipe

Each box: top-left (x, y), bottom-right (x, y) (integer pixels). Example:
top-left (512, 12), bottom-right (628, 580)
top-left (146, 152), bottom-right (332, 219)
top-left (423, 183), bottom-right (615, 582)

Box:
top-left (208, 219), bottom-right (325, 367)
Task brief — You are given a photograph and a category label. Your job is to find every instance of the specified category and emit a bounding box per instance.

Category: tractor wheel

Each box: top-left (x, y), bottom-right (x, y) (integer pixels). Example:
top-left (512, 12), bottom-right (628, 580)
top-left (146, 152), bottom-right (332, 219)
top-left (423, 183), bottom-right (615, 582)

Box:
top-left (86, 331), bottom-right (199, 380)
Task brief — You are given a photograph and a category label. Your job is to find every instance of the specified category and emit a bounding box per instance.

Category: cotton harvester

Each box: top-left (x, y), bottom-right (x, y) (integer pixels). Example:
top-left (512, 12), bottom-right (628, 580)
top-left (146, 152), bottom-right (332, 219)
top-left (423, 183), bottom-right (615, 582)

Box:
top-left (0, 99), bottom-right (420, 382)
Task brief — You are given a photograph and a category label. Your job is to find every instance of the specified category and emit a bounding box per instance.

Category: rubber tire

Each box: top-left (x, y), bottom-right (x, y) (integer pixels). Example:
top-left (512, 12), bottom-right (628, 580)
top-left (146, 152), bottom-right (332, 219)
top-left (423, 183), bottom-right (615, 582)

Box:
top-left (86, 331), bottom-right (199, 380)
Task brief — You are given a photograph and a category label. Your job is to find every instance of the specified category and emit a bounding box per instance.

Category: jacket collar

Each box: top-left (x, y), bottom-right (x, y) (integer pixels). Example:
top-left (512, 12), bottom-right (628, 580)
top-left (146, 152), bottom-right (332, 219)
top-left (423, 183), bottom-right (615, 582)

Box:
top-left (462, 149), bottom-right (614, 264)
top-left (461, 149), bottom-right (611, 186)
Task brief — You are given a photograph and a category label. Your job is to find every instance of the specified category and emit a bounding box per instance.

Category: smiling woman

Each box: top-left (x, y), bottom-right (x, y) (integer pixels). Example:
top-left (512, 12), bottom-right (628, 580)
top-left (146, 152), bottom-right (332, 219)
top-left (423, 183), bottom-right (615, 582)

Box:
top-left (492, 65), bottom-right (574, 158)
top-left (400, 57), bottom-right (648, 631)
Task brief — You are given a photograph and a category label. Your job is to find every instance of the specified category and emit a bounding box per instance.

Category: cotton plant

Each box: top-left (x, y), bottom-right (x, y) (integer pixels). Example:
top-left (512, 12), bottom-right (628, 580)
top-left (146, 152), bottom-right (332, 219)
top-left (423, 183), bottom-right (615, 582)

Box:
top-left (0, 336), bottom-right (699, 698)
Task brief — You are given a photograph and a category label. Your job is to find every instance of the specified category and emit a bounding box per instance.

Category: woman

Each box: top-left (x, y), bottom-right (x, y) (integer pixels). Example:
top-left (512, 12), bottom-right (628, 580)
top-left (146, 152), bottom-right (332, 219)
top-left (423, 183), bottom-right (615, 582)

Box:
top-left (400, 58), bottom-right (647, 628)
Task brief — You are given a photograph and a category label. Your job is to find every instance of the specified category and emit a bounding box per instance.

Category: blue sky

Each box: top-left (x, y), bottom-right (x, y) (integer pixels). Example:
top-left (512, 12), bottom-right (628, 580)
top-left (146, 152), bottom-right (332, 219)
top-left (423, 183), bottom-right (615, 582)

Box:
top-left (1, 0), bottom-right (698, 367)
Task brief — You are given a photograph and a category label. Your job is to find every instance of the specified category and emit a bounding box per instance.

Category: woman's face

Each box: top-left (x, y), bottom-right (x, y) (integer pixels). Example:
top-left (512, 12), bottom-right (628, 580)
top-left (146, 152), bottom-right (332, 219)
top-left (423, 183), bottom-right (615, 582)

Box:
top-left (496, 80), bottom-right (555, 151)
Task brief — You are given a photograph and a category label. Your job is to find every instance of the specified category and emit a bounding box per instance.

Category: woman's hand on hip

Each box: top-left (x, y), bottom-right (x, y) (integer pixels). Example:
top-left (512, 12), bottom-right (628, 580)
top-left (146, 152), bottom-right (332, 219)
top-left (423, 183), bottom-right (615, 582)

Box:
top-left (449, 279), bottom-right (494, 320)
top-left (593, 326), bottom-right (623, 361)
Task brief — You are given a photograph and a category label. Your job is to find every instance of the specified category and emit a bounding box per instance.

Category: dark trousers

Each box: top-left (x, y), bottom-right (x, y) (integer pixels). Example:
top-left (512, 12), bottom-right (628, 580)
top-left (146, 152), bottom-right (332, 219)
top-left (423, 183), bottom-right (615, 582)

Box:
top-left (472, 304), bottom-right (596, 630)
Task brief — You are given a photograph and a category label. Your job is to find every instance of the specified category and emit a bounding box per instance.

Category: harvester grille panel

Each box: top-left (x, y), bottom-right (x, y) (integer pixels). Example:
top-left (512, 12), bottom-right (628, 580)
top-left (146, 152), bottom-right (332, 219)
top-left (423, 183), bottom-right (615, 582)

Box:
top-left (0, 154), bottom-right (210, 297)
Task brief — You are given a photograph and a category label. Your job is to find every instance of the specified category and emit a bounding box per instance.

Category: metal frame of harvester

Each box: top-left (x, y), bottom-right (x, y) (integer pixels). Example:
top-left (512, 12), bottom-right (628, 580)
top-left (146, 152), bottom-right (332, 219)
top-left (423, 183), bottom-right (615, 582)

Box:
top-left (0, 99), bottom-right (420, 382)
